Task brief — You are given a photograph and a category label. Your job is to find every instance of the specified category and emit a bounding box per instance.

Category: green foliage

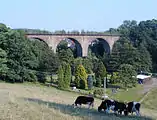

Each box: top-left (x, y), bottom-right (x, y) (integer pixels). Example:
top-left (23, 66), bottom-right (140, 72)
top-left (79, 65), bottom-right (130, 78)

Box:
top-left (96, 75), bottom-right (102, 87)
top-left (82, 57), bottom-right (93, 74)
top-left (110, 72), bottom-right (119, 84)
top-left (0, 48), bottom-right (8, 79)
top-left (57, 49), bottom-right (74, 64)
top-left (72, 57), bottom-right (82, 75)
top-left (57, 65), bottom-right (64, 89)
top-left (93, 88), bottom-right (105, 97)
top-left (36, 71), bottom-right (47, 83)
top-left (63, 63), bottom-right (71, 89)
top-left (75, 64), bottom-right (88, 89)
top-left (24, 70), bottom-right (38, 82)
top-left (118, 64), bottom-right (137, 88)
top-left (109, 38), bottom-right (152, 72)
top-left (31, 40), bottom-right (60, 73)
top-left (116, 19), bottom-right (157, 72)
top-left (95, 61), bottom-right (106, 86)
top-left (0, 26), bottom-right (38, 82)
top-left (57, 63), bottom-right (72, 89)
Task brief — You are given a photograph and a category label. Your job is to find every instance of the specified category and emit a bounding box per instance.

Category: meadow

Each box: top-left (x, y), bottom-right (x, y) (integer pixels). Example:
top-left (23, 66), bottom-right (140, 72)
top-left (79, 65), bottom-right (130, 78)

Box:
top-left (0, 82), bottom-right (155, 120)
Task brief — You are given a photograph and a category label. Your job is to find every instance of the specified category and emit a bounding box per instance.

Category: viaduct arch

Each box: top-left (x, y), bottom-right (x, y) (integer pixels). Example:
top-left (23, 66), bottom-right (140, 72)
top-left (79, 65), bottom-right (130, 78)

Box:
top-left (26, 34), bottom-right (120, 57)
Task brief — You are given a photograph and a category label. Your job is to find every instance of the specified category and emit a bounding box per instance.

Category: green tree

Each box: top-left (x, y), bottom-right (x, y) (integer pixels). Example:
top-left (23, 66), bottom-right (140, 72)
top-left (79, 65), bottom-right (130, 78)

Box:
top-left (0, 48), bottom-right (8, 80)
top-left (118, 64), bottom-right (137, 89)
top-left (110, 72), bottom-right (119, 84)
top-left (95, 61), bottom-right (106, 86)
top-left (57, 49), bottom-right (74, 64)
top-left (96, 75), bottom-right (102, 87)
top-left (57, 65), bottom-right (64, 89)
top-left (75, 64), bottom-right (88, 89)
top-left (63, 63), bottom-right (71, 89)
top-left (0, 26), bottom-right (38, 82)
top-left (82, 57), bottom-right (93, 74)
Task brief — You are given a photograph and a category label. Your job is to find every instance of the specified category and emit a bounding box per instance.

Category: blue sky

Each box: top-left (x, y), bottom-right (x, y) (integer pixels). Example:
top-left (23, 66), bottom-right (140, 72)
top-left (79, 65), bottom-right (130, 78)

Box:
top-left (0, 0), bottom-right (156, 32)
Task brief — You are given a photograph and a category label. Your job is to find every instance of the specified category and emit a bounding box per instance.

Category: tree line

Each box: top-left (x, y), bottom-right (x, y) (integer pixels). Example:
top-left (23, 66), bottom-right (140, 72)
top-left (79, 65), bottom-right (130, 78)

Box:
top-left (0, 19), bottom-right (157, 90)
top-left (16, 28), bottom-right (119, 35)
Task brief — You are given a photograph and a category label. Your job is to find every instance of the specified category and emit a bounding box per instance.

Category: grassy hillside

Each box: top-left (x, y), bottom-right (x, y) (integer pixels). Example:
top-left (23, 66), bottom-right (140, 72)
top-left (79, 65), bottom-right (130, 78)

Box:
top-left (0, 82), bottom-right (154, 120)
top-left (142, 88), bottom-right (157, 110)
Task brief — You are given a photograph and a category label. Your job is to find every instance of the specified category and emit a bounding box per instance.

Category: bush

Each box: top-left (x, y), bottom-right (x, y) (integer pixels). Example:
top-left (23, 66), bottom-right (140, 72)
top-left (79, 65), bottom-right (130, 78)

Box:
top-left (96, 75), bottom-right (102, 87)
top-left (23, 70), bottom-right (38, 82)
top-left (93, 88), bottom-right (105, 97)
top-left (36, 71), bottom-right (47, 83)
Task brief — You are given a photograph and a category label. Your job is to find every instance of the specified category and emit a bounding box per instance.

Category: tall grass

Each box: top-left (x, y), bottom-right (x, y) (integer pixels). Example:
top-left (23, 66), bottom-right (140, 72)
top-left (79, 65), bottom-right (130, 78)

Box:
top-left (0, 82), bottom-right (154, 120)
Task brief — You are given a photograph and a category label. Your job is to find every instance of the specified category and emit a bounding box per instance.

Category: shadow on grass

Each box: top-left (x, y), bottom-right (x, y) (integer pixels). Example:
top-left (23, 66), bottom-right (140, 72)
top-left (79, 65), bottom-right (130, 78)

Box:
top-left (23, 97), bottom-right (154, 120)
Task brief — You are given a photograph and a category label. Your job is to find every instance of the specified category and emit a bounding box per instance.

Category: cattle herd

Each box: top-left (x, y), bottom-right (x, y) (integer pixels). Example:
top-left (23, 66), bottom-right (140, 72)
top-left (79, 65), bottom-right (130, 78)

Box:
top-left (72, 96), bottom-right (141, 116)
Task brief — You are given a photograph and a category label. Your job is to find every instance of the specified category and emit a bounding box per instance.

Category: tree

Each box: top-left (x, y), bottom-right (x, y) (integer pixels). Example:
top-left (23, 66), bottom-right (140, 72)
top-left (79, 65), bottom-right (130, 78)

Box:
top-left (0, 27), bottom-right (38, 82)
top-left (95, 61), bottom-right (106, 86)
top-left (118, 64), bottom-right (137, 89)
top-left (110, 72), bottom-right (119, 84)
top-left (57, 49), bottom-right (74, 64)
top-left (63, 63), bottom-right (71, 89)
top-left (31, 40), bottom-right (60, 73)
top-left (136, 43), bottom-right (152, 72)
top-left (57, 65), bottom-right (64, 89)
top-left (0, 48), bottom-right (8, 80)
top-left (82, 57), bottom-right (93, 74)
top-left (75, 64), bottom-right (88, 89)
top-left (96, 75), bottom-right (102, 88)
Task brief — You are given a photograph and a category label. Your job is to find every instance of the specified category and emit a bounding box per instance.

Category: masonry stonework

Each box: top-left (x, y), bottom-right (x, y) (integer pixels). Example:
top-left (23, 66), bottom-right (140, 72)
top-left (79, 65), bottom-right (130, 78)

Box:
top-left (26, 34), bottom-right (120, 57)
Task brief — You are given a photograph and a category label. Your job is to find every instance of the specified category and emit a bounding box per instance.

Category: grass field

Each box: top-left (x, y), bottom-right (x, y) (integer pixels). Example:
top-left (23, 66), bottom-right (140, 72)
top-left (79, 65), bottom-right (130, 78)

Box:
top-left (0, 82), bottom-right (155, 120)
top-left (142, 88), bottom-right (157, 110)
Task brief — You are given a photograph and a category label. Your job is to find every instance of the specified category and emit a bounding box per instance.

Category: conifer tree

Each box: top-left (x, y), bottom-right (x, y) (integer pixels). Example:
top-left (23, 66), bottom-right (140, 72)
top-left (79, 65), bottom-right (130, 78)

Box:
top-left (75, 64), bottom-right (87, 89)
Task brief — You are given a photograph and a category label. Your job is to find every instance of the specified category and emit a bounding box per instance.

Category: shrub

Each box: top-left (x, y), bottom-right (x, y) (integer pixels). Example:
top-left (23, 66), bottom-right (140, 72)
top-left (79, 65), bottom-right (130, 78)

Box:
top-left (93, 88), bottom-right (105, 97)
top-left (36, 71), bottom-right (47, 83)
top-left (24, 70), bottom-right (37, 82)
top-left (96, 75), bottom-right (102, 88)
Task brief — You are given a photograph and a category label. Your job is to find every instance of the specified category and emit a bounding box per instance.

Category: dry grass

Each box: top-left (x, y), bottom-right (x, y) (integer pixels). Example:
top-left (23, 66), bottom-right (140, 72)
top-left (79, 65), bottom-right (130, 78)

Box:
top-left (142, 88), bottom-right (157, 110)
top-left (0, 82), bottom-right (155, 120)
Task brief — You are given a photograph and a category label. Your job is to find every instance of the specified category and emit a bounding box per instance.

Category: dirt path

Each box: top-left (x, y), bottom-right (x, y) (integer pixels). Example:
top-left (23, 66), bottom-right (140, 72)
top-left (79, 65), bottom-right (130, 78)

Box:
top-left (139, 77), bottom-right (157, 103)
top-left (141, 78), bottom-right (157, 94)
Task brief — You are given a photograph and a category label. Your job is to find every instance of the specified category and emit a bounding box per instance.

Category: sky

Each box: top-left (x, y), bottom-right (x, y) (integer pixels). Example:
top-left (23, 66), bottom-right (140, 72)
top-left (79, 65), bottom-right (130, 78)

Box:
top-left (0, 0), bottom-right (157, 32)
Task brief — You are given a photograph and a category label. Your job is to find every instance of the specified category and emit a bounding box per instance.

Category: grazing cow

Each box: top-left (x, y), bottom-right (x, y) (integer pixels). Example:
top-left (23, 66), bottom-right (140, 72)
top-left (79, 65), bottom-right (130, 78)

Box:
top-left (72, 96), bottom-right (94, 109)
top-left (98, 99), bottom-right (114, 112)
top-left (125, 101), bottom-right (141, 116)
top-left (113, 101), bottom-right (127, 115)
top-left (98, 99), bottom-right (127, 115)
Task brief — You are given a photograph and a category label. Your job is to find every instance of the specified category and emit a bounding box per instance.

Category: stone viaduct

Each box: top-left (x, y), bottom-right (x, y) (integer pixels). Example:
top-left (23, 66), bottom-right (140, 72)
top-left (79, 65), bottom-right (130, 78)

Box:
top-left (26, 34), bottom-right (120, 57)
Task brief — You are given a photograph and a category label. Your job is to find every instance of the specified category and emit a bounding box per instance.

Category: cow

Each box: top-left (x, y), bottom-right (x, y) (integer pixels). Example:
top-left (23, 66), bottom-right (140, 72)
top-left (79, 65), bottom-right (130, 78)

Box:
top-left (98, 99), bottom-right (114, 113)
top-left (125, 101), bottom-right (141, 116)
top-left (72, 96), bottom-right (94, 109)
top-left (98, 99), bottom-right (127, 115)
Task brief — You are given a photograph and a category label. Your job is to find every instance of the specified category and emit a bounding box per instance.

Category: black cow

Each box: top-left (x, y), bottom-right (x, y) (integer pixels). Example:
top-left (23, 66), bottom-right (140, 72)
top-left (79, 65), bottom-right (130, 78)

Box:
top-left (125, 101), bottom-right (141, 116)
top-left (98, 99), bottom-right (127, 115)
top-left (72, 96), bottom-right (94, 109)
top-left (98, 99), bottom-right (114, 112)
